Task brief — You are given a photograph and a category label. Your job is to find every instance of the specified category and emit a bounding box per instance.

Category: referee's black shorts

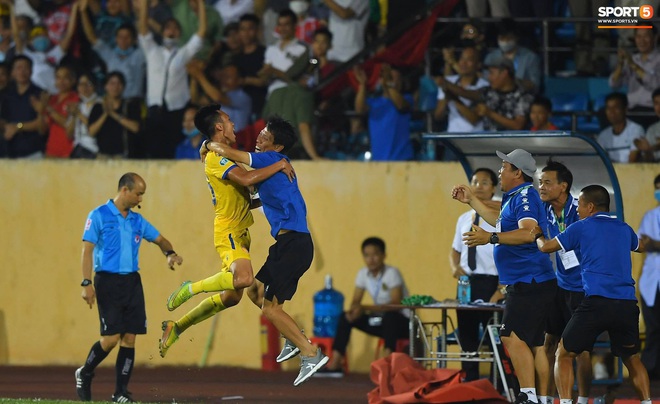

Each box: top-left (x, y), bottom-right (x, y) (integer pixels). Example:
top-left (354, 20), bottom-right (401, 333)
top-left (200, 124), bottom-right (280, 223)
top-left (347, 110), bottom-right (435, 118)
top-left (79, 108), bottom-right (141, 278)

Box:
top-left (94, 271), bottom-right (147, 336)
top-left (256, 231), bottom-right (314, 303)
top-left (500, 278), bottom-right (556, 347)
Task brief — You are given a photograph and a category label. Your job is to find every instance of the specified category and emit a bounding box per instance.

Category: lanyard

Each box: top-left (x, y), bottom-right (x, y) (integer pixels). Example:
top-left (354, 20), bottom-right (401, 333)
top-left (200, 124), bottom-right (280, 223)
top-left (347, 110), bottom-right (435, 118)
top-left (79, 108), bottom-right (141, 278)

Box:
top-left (498, 185), bottom-right (533, 221)
top-left (553, 208), bottom-right (566, 232)
top-left (371, 271), bottom-right (384, 303)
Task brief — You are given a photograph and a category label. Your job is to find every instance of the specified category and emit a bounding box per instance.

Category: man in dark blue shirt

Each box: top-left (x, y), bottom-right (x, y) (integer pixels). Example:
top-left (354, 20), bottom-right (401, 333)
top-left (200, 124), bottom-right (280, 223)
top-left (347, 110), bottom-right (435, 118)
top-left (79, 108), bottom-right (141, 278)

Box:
top-left (75, 173), bottom-right (183, 403)
top-left (538, 159), bottom-right (591, 403)
top-left (203, 113), bottom-right (329, 386)
top-left (535, 185), bottom-right (652, 404)
top-left (453, 149), bottom-right (556, 404)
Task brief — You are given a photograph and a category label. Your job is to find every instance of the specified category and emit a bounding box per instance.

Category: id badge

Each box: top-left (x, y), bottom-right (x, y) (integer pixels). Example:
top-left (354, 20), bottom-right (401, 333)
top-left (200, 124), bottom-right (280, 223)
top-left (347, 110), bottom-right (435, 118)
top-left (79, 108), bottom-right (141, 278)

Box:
top-left (368, 316), bottom-right (383, 327)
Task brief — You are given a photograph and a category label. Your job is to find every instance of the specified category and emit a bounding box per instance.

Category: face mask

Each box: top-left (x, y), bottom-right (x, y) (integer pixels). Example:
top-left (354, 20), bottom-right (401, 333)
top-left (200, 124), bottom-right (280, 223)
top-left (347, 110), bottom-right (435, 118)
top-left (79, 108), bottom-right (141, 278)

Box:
top-left (163, 37), bottom-right (179, 49)
top-left (498, 40), bottom-right (516, 53)
top-left (654, 189), bottom-right (660, 203)
top-left (114, 46), bottom-right (133, 57)
top-left (183, 128), bottom-right (200, 138)
top-left (31, 36), bottom-right (50, 52)
top-left (289, 1), bottom-right (309, 15)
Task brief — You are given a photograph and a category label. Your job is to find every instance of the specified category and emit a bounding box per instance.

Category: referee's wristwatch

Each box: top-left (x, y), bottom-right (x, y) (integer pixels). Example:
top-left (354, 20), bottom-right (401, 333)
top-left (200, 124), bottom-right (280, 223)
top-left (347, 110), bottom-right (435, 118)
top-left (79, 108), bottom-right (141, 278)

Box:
top-left (81, 279), bottom-right (92, 287)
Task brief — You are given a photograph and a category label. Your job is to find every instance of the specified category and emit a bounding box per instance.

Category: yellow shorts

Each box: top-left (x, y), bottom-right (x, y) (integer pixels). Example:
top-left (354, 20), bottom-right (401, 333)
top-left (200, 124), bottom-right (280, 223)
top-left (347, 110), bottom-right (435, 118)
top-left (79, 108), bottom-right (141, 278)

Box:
top-left (214, 227), bottom-right (252, 272)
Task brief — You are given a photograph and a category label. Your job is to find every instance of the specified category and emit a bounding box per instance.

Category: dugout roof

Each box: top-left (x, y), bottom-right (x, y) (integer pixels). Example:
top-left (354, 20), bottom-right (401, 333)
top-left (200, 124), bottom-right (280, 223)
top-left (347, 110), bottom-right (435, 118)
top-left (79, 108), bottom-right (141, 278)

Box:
top-left (423, 131), bottom-right (624, 220)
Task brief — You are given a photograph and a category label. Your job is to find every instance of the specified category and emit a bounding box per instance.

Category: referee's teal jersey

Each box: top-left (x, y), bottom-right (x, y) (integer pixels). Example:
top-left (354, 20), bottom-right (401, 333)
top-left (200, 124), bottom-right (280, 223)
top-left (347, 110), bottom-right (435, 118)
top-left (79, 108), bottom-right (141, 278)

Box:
top-left (82, 200), bottom-right (160, 274)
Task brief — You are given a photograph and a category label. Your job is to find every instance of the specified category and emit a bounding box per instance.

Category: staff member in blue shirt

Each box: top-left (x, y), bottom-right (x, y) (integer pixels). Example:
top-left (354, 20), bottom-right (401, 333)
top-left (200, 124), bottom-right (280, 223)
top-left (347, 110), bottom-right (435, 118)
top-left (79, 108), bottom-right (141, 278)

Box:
top-left (75, 172), bottom-right (183, 403)
top-left (453, 149), bottom-right (556, 404)
top-left (535, 185), bottom-right (652, 404)
top-left (538, 159), bottom-right (591, 404)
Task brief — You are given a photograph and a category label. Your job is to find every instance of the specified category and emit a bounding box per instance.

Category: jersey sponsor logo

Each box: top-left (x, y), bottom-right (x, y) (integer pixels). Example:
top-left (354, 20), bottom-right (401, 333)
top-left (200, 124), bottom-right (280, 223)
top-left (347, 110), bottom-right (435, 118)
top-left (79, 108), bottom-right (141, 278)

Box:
top-left (134, 235), bottom-right (141, 243)
top-left (220, 157), bottom-right (229, 166)
top-left (85, 218), bottom-right (92, 231)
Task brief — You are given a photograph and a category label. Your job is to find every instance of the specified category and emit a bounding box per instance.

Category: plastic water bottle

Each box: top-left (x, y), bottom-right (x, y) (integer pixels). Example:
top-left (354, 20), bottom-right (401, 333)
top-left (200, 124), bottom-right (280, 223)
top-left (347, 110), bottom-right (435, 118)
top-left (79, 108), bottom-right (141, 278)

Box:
top-left (313, 275), bottom-right (345, 337)
top-left (457, 275), bottom-right (471, 304)
top-left (424, 139), bottom-right (436, 161)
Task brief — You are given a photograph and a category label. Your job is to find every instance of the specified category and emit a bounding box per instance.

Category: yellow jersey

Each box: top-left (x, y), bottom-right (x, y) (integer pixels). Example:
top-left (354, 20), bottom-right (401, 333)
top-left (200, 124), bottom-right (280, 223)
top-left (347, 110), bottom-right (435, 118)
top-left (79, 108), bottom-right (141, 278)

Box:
top-left (204, 152), bottom-right (254, 234)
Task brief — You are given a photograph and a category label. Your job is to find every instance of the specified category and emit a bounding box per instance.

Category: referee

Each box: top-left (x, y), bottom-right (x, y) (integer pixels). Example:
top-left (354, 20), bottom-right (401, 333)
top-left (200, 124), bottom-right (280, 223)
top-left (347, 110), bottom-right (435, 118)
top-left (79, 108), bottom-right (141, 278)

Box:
top-left (74, 173), bottom-right (183, 403)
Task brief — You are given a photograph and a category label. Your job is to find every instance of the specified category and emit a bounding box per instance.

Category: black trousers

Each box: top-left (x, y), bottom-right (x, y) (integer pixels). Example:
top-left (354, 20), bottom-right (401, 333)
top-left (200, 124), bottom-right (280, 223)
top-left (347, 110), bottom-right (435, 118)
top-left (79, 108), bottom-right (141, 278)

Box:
top-left (642, 290), bottom-right (660, 377)
top-left (457, 274), bottom-right (499, 381)
top-left (145, 106), bottom-right (185, 159)
top-left (332, 311), bottom-right (409, 355)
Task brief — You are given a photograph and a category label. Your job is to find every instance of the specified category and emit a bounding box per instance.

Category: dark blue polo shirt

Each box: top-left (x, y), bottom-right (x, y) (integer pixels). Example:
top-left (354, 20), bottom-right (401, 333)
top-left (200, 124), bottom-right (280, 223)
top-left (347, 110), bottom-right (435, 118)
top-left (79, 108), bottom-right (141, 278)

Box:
top-left (556, 213), bottom-right (639, 300)
top-left (1, 82), bottom-right (44, 157)
top-left (494, 182), bottom-right (555, 285)
top-left (545, 194), bottom-right (583, 292)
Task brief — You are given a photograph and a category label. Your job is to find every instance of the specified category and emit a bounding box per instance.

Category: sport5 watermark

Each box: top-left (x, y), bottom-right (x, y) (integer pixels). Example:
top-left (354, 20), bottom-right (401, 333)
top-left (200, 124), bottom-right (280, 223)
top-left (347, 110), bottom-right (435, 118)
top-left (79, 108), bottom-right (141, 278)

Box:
top-left (597, 5), bottom-right (654, 28)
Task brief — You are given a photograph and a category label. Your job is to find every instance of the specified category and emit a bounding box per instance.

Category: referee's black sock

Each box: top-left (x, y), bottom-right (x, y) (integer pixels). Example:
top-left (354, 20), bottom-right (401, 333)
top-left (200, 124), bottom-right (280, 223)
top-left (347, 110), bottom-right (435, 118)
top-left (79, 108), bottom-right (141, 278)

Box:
top-left (115, 346), bottom-right (135, 394)
top-left (82, 341), bottom-right (109, 373)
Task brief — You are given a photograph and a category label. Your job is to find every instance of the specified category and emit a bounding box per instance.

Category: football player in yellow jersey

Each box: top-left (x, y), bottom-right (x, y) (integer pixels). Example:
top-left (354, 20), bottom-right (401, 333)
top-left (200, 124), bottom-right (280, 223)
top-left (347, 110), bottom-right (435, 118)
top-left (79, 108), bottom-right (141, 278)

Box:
top-left (159, 105), bottom-right (294, 358)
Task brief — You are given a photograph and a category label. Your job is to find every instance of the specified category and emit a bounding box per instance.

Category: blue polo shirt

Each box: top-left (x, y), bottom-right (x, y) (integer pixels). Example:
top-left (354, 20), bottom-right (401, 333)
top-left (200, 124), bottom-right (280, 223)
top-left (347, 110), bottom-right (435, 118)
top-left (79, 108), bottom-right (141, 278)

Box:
top-left (494, 183), bottom-right (555, 285)
top-left (82, 200), bottom-right (160, 274)
top-left (249, 151), bottom-right (309, 238)
top-left (556, 214), bottom-right (639, 300)
top-left (545, 194), bottom-right (583, 292)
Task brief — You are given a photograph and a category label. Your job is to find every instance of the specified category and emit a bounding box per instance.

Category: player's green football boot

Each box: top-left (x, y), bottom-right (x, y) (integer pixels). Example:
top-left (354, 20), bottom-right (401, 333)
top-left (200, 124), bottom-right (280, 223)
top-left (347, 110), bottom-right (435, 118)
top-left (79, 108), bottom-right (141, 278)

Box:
top-left (166, 280), bottom-right (193, 311)
top-left (159, 320), bottom-right (180, 358)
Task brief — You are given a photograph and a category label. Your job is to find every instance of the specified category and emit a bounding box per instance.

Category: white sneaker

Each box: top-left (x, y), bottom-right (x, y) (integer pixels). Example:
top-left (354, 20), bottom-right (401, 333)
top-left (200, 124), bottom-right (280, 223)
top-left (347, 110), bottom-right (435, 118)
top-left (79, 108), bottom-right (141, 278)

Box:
top-left (276, 337), bottom-right (300, 363)
top-left (293, 349), bottom-right (329, 386)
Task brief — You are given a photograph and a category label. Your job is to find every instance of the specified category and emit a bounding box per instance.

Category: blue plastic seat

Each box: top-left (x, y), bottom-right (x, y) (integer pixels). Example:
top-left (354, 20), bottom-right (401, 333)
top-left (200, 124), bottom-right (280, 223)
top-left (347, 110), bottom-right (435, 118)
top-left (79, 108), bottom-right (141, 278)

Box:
top-left (550, 93), bottom-right (589, 130)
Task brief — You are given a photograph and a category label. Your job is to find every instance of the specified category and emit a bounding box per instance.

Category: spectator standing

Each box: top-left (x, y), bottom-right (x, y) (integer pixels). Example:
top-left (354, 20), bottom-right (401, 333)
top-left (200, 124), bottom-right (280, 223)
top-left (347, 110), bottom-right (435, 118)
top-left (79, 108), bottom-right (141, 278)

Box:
top-left (641, 88), bottom-right (660, 162)
top-left (291, 0), bottom-right (320, 45)
top-left (11, 1), bottom-right (78, 94)
top-left (80, 1), bottom-right (146, 100)
top-left (189, 63), bottom-right (251, 132)
top-left (449, 168), bottom-right (501, 382)
top-left (234, 13), bottom-right (267, 120)
top-left (174, 104), bottom-right (203, 159)
top-left (434, 46), bottom-right (489, 133)
top-left (170, 0), bottom-right (223, 59)
top-left (437, 57), bottom-right (533, 132)
top-left (138, 0), bottom-right (205, 158)
top-left (596, 92), bottom-right (645, 163)
top-left (214, 0), bottom-right (254, 25)
top-left (638, 174), bottom-right (660, 380)
top-left (483, 19), bottom-right (541, 93)
top-left (354, 64), bottom-right (413, 161)
top-left (145, 0), bottom-right (173, 43)
top-left (1, 55), bottom-right (45, 158)
top-left (324, 0), bottom-right (368, 63)
top-left (206, 22), bottom-right (241, 70)
top-left (465, 0), bottom-right (509, 18)
top-left (85, 0), bottom-right (132, 47)
top-left (610, 25), bottom-right (660, 129)
top-left (36, 64), bottom-right (80, 158)
top-left (88, 71), bottom-right (141, 158)
top-left (69, 72), bottom-right (100, 159)
top-left (569, 0), bottom-right (609, 76)
top-left (0, 16), bottom-right (13, 63)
